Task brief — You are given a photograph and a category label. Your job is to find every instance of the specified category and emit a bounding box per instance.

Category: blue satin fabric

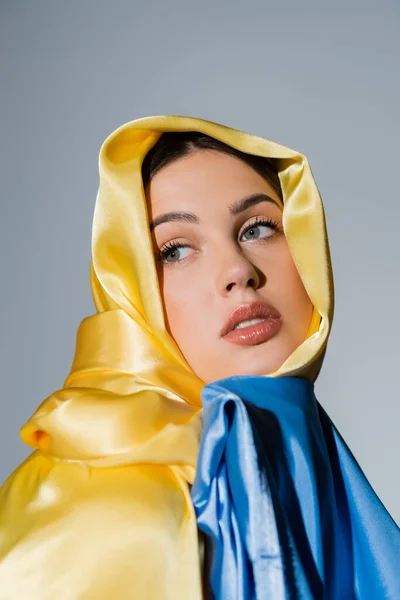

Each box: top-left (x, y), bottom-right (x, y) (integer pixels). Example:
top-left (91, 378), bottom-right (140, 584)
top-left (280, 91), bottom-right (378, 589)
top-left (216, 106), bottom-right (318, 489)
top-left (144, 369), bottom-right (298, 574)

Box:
top-left (191, 376), bottom-right (400, 599)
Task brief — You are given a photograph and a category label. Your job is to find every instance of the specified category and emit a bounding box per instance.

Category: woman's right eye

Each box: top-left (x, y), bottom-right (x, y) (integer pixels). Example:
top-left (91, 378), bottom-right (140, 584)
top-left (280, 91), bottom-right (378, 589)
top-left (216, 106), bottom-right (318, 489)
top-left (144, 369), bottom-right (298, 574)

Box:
top-left (159, 243), bottom-right (192, 264)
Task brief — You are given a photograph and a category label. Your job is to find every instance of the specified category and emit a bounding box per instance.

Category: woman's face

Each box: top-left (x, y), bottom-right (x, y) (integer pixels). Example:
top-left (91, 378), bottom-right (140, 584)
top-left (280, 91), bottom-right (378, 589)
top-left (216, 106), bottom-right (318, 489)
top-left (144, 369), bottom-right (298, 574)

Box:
top-left (146, 150), bottom-right (314, 384)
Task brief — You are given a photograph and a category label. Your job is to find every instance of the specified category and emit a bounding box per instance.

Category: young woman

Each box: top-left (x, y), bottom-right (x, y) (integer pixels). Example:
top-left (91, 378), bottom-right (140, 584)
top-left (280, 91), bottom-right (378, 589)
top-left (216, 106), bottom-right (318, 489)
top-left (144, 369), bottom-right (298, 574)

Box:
top-left (0, 115), bottom-right (398, 599)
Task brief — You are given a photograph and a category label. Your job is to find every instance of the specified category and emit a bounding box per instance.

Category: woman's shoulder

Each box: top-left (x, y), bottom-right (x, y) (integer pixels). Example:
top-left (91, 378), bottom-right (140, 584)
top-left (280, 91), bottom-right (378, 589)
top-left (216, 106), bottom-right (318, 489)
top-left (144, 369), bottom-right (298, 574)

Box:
top-left (0, 453), bottom-right (203, 600)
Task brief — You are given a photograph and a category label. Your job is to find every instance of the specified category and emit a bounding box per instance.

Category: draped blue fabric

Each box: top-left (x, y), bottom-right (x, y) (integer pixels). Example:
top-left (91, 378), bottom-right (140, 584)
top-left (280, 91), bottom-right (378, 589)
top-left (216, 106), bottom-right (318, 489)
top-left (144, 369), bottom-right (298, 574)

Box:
top-left (191, 376), bottom-right (400, 599)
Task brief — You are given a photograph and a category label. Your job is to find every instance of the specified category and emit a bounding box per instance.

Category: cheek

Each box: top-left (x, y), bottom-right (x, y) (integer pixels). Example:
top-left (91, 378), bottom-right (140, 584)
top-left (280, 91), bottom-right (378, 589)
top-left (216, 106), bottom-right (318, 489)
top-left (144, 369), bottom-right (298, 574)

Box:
top-left (274, 249), bottom-right (313, 318)
top-left (159, 268), bottom-right (206, 341)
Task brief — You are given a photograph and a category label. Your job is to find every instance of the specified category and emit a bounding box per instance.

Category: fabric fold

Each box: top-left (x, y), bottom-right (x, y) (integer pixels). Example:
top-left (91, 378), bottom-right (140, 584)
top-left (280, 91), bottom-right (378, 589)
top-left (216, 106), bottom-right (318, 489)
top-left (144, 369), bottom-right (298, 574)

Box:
top-left (191, 375), bottom-right (400, 599)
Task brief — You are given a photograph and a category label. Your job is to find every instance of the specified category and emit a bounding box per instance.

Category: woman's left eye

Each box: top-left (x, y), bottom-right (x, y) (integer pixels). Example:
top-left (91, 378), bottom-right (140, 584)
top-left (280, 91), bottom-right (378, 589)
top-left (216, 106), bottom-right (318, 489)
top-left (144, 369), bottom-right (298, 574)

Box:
top-left (240, 219), bottom-right (279, 241)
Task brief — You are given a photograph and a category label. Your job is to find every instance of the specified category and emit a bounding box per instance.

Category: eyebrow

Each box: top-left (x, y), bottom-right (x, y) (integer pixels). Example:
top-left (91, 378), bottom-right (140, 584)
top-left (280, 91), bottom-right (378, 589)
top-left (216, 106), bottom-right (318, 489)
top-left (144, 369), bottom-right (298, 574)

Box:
top-left (149, 193), bottom-right (281, 231)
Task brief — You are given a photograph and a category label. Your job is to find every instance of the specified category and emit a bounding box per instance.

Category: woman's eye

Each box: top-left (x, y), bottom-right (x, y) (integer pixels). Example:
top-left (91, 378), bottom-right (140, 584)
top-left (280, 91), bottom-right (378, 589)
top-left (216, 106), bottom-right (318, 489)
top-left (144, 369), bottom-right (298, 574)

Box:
top-left (241, 223), bottom-right (275, 241)
top-left (161, 245), bottom-right (192, 264)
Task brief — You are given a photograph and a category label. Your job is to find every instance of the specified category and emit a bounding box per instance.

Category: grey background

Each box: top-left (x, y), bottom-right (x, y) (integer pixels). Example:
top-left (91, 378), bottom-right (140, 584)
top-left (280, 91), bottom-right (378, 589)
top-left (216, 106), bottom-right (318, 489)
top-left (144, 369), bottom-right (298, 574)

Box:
top-left (1, 1), bottom-right (399, 524)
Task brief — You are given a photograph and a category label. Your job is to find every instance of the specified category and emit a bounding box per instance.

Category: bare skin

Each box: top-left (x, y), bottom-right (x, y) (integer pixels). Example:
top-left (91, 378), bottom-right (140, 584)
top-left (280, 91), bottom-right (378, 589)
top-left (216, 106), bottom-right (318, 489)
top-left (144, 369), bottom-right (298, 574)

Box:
top-left (146, 149), bottom-right (314, 384)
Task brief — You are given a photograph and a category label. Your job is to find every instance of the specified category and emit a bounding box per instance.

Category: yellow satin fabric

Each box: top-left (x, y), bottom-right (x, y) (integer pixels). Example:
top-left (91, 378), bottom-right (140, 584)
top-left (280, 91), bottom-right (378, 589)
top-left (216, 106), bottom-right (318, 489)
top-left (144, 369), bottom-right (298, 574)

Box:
top-left (0, 115), bottom-right (334, 599)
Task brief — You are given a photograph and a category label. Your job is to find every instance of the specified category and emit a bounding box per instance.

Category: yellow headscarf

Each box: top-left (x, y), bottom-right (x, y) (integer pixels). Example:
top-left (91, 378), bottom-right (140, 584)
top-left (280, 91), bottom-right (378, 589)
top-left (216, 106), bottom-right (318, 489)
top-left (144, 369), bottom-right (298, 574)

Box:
top-left (0, 115), bottom-right (334, 600)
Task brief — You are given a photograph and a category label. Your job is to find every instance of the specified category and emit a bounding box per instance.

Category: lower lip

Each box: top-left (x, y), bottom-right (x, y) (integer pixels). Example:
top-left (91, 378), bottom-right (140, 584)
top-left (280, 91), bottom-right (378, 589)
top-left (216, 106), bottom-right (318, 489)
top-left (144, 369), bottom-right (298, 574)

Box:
top-left (222, 317), bottom-right (282, 346)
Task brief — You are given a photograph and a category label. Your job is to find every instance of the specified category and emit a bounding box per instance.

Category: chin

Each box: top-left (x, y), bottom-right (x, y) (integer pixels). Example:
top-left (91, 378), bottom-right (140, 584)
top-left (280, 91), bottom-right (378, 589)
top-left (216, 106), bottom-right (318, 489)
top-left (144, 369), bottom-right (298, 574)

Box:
top-left (193, 338), bottom-right (297, 383)
top-left (206, 357), bottom-right (285, 382)
top-left (233, 341), bottom-right (292, 377)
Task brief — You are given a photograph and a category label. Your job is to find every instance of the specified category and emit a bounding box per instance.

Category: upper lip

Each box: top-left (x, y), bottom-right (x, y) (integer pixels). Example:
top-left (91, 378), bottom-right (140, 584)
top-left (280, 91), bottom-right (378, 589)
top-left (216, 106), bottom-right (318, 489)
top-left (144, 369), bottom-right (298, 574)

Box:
top-left (220, 301), bottom-right (282, 337)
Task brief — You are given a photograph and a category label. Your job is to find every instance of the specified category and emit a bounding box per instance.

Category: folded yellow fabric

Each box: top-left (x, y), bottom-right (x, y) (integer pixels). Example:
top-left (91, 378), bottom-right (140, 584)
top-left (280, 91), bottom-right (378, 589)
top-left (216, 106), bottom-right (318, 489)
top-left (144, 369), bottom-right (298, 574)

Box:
top-left (0, 115), bottom-right (334, 599)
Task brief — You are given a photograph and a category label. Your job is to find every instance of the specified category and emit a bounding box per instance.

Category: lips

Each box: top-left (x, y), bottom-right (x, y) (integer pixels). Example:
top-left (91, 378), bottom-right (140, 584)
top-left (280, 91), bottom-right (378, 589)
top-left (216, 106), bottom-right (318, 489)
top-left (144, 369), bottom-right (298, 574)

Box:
top-left (220, 301), bottom-right (282, 338)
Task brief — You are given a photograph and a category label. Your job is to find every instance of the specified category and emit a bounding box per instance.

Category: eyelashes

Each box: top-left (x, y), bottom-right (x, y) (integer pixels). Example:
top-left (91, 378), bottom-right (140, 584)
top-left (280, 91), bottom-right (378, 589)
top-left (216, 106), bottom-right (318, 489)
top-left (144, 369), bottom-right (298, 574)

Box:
top-left (157, 216), bottom-right (283, 265)
top-left (158, 239), bottom-right (190, 264)
top-left (240, 216), bottom-right (282, 241)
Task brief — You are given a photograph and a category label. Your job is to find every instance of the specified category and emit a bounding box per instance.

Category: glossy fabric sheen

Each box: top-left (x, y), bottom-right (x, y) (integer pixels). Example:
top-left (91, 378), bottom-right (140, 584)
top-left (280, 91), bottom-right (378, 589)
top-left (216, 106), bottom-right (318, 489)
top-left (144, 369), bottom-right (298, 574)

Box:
top-left (0, 114), bottom-right (382, 598)
top-left (192, 376), bottom-right (400, 599)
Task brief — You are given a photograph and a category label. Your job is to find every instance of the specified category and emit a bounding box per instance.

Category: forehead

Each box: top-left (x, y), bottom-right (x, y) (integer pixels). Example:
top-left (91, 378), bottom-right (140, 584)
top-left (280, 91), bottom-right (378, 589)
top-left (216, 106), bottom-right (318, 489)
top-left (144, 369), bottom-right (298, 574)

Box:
top-left (145, 150), bottom-right (282, 215)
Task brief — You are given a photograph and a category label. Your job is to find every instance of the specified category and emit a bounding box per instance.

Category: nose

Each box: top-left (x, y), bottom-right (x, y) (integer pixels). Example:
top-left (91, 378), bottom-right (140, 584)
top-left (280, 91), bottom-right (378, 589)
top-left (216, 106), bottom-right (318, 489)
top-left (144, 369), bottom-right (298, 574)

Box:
top-left (216, 246), bottom-right (261, 296)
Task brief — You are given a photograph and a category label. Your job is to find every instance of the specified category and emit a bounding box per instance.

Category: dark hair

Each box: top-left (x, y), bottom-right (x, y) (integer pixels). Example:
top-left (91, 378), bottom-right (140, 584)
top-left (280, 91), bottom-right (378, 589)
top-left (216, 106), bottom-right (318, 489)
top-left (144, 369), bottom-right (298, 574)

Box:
top-left (141, 131), bottom-right (283, 201)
